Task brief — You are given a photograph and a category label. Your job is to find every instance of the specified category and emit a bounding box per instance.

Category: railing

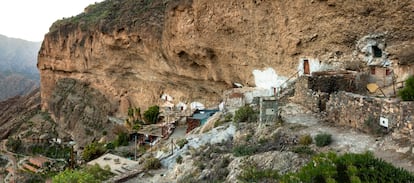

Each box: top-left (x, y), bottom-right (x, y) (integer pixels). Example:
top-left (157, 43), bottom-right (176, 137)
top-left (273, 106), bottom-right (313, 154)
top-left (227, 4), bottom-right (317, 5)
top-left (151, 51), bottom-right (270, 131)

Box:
top-left (276, 71), bottom-right (300, 98)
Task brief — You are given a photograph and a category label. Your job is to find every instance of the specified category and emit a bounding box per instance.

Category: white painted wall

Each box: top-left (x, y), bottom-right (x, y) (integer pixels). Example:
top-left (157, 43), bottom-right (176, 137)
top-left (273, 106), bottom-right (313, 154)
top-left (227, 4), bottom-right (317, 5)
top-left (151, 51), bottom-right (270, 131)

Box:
top-left (161, 94), bottom-right (173, 101)
top-left (190, 102), bottom-right (205, 110)
top-left (176, 102), bottom-right (187, 111)
top-left (297, 58), bottom-right (333, 76)
top-left (252, 67), bottom-right (287, 89)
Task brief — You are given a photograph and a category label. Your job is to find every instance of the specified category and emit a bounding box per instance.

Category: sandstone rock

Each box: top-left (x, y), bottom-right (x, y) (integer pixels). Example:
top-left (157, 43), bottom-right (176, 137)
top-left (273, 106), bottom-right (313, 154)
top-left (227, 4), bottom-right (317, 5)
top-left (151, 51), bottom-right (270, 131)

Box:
top-left (226, 151), bottom-right (307, 183)
top-left (38, 0), bottom-right (414, 145)
top-left (397, 146), bottom-right (411, 154)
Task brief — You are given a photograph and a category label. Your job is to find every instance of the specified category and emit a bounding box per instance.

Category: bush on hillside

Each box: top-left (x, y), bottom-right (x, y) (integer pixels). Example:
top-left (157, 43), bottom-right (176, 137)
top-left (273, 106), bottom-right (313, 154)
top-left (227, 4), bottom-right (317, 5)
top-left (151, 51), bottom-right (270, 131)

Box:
top-left (398, 76), bottom-right (414, 101)
top-left (280, 152), bottom-right (414, 183)
top-left (114, 132), bottom-right (129, 147)
top-left (233, 145), bottom-right (257, 157)
top-left (177, 139), bottom-right (188, 149)
top-left (82, 142), bottom-right (106, 161)
top-left (298, 134), bottom-right (313, 146)
top-left (315, 133), bottom-right (332, 147)
top-left (144, 157), bottom-right (161, 170)
top-left (234, 106), bottom-right (257, 123)
top-left (143, 105), bottom-right (160, 124)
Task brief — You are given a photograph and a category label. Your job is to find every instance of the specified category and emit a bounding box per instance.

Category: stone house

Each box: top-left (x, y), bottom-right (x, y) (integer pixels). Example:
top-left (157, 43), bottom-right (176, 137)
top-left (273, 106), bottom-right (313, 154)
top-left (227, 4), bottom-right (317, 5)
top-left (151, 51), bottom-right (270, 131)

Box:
top-left (368, 63), bottom-right (393, 87)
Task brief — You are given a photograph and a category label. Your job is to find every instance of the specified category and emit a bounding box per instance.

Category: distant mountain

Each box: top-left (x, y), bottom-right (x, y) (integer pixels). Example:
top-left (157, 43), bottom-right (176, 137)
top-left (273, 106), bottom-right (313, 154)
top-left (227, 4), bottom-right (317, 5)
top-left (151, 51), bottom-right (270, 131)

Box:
top-left (0, 34), bottom-right (41, 101)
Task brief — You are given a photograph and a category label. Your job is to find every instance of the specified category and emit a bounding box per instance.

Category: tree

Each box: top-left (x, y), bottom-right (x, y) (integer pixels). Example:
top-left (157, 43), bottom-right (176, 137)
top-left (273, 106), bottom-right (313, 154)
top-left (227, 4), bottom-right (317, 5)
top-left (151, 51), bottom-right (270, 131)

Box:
top-left (398, 76), bottom-right (414, 101)
top-left (6, 136), bottom-right (21, 152)
top-left (114, 132), bottom-right (129, 147)
top-left (82, 142), bottom-right (106, 161)
top-left (143, 105), bottom-right (160, 124)
top-left (52, 164), bottom-right (113, 183)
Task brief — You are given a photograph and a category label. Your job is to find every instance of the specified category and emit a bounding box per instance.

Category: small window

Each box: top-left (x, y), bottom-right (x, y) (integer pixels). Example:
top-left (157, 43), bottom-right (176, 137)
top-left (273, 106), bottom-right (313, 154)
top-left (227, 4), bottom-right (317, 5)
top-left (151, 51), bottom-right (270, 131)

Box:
top-left (372, 46), bottom-right (382, 58)
top-left (371, 67), bottom-right (376, 75)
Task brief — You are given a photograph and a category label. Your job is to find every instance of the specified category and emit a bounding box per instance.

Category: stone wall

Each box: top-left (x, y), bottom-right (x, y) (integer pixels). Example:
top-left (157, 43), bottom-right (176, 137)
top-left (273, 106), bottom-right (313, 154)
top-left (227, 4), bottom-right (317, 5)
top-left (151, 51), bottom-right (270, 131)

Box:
top-left (293, 75), bottom-right (414, 136)
top-left (292, 76), bottom-right (331, 113)
top-left (324, 91), bottom-right (414, 136)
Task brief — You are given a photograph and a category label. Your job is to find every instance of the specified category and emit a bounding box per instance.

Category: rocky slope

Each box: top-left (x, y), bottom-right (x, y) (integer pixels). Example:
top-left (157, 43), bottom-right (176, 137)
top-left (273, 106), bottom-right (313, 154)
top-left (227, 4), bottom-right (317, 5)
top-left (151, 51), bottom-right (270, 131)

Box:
top-left (0, 35), bottom-right (41, 101)
top-left (38, 0), bottom-right (414, 144)
top-left (0, 89), bottom-right (40, 140)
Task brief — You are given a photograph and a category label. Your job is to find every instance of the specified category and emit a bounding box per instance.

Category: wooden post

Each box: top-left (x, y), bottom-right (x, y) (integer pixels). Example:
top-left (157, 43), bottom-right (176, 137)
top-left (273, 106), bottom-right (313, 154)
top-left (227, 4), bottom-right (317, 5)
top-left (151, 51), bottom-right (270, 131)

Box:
top-left (171, 138), bottom-right (174, 155)
top-left (70, 146), bottom-right (74, 169)
top-left (134, 135), bottom-right (137, 161)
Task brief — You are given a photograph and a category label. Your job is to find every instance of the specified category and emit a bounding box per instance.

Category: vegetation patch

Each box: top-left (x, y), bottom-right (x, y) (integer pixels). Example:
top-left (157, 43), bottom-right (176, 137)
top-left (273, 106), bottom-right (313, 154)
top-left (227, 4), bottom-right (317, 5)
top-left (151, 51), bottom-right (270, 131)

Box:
top-left (234, 106), bottom-right (257, 123)
top-left (315, 133), bottom-right (332, 147)
top-left (144, 105), bottom-right (160, 124)
top-left (176, 155), bottom-right (183, 164)
top-left (292, 146), bottom-right (315, 155)
top-left (177, 138), bottom-right (188, 149)
top-left (82, 142), bottom-right (106, 162)
top-left (233, 145), bottom-right (257, 157)
top-left (6, 136), bottom-right (22, 152)
top-left (298, 134), bottom-right (313, 146)
top-left (28, 144), bottom-right (71, 159)
top-left (280, 152), bottom-right (414, 183)
top-left (144, 157), bottom-right (162, 170)
top-left (398, 76), bottom-right (414, 101)
top-left (52, 164), bottom-right (114, 183)
top-left (238, 162), bottom-right (280, 183)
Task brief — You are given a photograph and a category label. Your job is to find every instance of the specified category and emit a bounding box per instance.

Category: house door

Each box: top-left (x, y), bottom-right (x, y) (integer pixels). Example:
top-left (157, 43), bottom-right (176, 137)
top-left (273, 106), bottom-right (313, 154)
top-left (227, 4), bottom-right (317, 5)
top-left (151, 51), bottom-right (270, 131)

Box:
top-left (303, 60), bottom-right (310, 75)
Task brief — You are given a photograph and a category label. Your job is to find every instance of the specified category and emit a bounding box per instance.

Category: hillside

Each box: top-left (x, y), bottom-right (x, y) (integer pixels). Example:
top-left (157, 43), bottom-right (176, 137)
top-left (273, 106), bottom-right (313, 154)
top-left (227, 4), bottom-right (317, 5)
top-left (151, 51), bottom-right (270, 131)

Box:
top-left (38, 0), bottom-right (414, 146)
top-left (0, 34), bottom-right (41, 101)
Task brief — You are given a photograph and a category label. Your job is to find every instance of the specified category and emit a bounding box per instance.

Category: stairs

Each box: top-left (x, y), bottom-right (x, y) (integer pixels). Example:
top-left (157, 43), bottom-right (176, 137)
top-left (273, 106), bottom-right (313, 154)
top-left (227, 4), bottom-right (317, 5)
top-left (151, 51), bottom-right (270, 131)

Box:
top-left (276, 71), bottom-right (299, 102)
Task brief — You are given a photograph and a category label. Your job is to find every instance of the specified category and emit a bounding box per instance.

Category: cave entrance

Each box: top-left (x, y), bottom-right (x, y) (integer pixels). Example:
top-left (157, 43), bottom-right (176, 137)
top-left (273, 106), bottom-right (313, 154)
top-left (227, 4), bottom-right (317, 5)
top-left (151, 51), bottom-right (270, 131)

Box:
top-left (303, 59), bottom-right (310, 75)
top-left (372, 46), bottom-right (382, 58)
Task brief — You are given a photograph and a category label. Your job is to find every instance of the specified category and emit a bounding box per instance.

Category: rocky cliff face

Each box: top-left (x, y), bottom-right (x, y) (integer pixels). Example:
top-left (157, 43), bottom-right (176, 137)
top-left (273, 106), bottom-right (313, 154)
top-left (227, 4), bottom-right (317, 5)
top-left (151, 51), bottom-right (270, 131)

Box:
top-left (38, 0), bottom-right (414, 144)
top-left (0, 89), bottom-right (40, 140)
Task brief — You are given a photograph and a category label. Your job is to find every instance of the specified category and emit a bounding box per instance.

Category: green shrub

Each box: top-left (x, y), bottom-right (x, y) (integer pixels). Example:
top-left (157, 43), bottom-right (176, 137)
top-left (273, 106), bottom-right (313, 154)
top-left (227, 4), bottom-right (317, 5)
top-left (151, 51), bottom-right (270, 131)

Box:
top-left (298, 134), bottom-right (313, 145)
top-left (6, 137), bottom-right (22, 152)
top-left (82, 142), bottom-right (106, 161)
top-left (398, 76), bottom-right (414, 101)
top-left (234, 106), bottom-right (257, 123)
top-left (105, 142), bottom-right (115, 150)
top-left (281, 152), bottom-right (414, 183)
top-left (53, 164), bottom-right (113, 183)
top-left (224, 113), bottom-right (233, 122)
top-left (238, 163), bottom-right (280, 182)
top-left (144, 105), bottom-right (160, 124)
top-left (177, 139), bottom-right (188, 149)
top-left (144, 157), bottom-right (162, 170)
top-left (114, 132), bottom-right (129, 147)
top-left (292, 146), bottom-right (315, 155)
top-left (315, 133), bottom-right (332, 147)
top-left (233, 145), bottom-right (257, 157)
top-left (176, 155), bottom-right (183, 164)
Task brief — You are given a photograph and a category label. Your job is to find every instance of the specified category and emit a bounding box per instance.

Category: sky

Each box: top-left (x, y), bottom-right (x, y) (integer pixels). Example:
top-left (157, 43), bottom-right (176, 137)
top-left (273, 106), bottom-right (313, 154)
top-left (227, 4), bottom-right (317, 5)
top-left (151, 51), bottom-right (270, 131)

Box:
top-left (0, 0), bottom-right (104, 42)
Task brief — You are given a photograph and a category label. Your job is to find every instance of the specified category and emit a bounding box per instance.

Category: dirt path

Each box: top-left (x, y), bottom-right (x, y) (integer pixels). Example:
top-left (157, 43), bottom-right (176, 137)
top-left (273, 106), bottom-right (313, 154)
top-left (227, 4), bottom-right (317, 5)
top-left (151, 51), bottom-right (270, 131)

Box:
top-left (281, 103), bottom-right (414, 172)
